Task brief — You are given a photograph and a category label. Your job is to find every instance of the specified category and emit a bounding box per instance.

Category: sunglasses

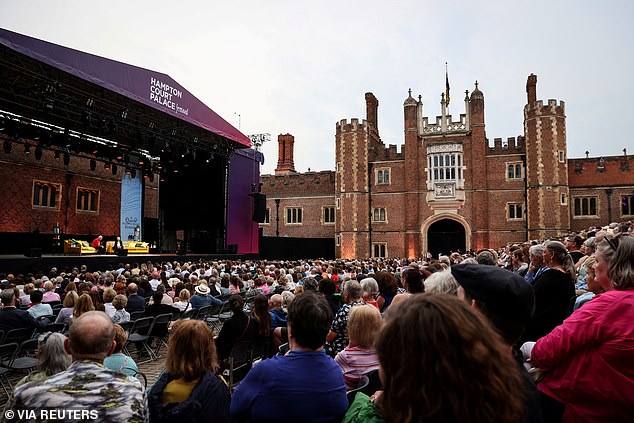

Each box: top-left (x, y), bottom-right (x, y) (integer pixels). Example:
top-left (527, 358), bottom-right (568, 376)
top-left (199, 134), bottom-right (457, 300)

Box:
top-left (605, 233), bottom-right (632, 251)
top-left (38, 331), bottom-right (53, 344)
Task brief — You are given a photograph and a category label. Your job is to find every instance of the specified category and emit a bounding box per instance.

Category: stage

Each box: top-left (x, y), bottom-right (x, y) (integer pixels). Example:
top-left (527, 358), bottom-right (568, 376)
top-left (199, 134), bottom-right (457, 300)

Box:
top-left (0, 253), bottom-right (254, 275)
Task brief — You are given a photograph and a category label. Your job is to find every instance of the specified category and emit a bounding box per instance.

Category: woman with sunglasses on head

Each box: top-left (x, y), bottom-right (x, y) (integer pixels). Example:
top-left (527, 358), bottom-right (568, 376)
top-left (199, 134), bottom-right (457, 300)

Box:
top-left (526, 234), bottom-right (634, 422)
top-left (15, 332), bottom-right (71, 388)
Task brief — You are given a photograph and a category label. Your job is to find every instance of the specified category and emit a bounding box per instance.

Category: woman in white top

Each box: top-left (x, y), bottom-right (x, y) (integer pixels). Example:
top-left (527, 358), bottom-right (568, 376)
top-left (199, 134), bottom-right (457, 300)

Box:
top-left (171, 288), bottom-right (192, 313)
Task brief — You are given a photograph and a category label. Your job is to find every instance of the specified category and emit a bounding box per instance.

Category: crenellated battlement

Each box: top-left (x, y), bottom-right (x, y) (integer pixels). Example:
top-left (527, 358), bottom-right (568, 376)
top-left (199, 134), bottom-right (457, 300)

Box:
top-left (487, 136), bottom-right (526, 155)
top-left (524, 99), bottom-right (565, 114)
top-left (421, 113), bottom-right (469, 135)
top-left (336, 118), bottom-right (369, 133)
top-left (373, 143), bottom-right (403, 161)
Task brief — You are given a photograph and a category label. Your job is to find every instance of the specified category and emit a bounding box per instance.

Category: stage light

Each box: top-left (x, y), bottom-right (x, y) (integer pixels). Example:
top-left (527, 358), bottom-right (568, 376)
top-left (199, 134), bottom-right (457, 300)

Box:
top-left (54, 150), bottom-right (60, 160)
top-left (104, 162), bottom-right (111, 171)
top-left (63, 152), bottom-right (70, 166)
top-left (34, 146), bottom-right (43, 160)
top-left (125, 167), bottom-right (131, 175)
top-left (24, 143), bottom-right (30, 155)
top-left (3, 140), bottom-right (11, 154)
top-left (90, 159), bottom-right (96, 171)
top-left (116, 153), bottom-right (124, 161)
top-left (112, 164), bottom-right (118, 175)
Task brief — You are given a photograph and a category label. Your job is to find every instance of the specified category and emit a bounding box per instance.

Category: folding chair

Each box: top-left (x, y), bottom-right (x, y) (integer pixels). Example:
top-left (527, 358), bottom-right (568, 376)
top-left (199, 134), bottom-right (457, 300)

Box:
top-left (43, 323), bottom-right (66, 333)
top-left (181, 308), bottom-right (198, 320)
top-left (123, 317), bottom-right (155, 363)
top-left (205, 303), bottom-right (224, 334)
top-left (0, 342), bottom-right (19, 396)
top-left (360, 369), bottom-right (382, 396)
top-left (130, 311), bottom-right (145, 321)
top-left (3, 327), bottom-right (34, 344)
top-left (149, 313), bottom-right (172, 358)
top-left (346, 374), bottom-right (370, 406)
top-left (226, 338), bottom-right (253, 393)
top-left (5, 339), bottom-right (39, 375)
top-left (195, 305), bottom-right (212, 322)
top-left (131, 370), bottom-right (148, 389)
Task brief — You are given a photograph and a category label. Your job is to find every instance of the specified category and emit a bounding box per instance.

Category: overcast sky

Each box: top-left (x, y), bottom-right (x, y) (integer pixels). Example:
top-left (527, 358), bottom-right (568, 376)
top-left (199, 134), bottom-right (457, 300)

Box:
top-left (1, 1), bottom-right (632, 174)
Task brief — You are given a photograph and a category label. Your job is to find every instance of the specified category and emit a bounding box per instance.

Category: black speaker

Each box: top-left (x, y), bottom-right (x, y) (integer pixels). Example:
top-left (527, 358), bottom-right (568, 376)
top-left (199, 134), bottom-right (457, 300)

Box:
top-left (25, 248), bottom-right (42, 258)
top-left (252, 193), bottom-right (267, 223)
top-left (227, 244), bottom-right (238, 254)
top-left (117, 249), bottom-right (128, 256)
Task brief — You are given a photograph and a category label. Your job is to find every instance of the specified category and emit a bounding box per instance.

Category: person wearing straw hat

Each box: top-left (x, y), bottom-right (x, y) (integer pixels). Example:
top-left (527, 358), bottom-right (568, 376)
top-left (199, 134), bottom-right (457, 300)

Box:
top-left (190, 282), bottom-right (223, 310)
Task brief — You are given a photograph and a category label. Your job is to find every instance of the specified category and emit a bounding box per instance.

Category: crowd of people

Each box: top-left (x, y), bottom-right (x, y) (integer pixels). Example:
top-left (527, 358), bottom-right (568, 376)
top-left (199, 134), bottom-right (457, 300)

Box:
top-left (0, 220), bottom-right (632, 422)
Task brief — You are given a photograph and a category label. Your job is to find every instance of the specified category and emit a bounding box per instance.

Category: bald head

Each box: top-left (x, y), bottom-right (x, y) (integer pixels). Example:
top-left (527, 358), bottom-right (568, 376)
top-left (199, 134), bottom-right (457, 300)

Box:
top-left (127, 283), bottom-right (138, 294)
top-left (67, 311), bottom-right (115, 360)
top-left (270, 294), bottom-right (283, 308)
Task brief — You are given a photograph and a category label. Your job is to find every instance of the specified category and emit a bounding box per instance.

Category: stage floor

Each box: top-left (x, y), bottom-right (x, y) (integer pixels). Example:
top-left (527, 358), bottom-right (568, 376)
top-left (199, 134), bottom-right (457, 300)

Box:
top-left (0, 253), bottom-right (252, 275)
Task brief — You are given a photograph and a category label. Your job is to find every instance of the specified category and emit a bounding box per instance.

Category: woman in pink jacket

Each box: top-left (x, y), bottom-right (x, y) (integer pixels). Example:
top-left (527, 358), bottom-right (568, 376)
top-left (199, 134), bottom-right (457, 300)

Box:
top-left (530, 233), bottom-right (634, 422)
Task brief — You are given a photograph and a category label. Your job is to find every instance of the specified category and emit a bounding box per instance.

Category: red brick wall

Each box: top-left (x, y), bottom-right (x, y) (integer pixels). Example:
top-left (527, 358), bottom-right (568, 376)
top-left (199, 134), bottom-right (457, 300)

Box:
top-left (0, 135), bottom-right (158, 237)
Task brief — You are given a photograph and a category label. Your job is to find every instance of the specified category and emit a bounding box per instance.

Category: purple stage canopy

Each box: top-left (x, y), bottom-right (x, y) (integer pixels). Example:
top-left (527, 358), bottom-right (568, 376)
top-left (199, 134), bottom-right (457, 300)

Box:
top-left (0, 28), bottom-right (250, 148)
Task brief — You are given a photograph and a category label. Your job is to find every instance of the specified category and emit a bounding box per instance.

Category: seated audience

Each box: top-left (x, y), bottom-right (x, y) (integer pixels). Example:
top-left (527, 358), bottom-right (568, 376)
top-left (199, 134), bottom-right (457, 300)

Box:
top-left (103, 324), bottom-right (138, 377)
top-left (231, 291), bottom-right (347, 423)
top-left (15, 332), bottom-right (71, 388)
top-left (527, 234), bottom-right (634, 422)
top-left (171, 288), bottom-right (192, 313)
top-left (360, 277), bottom-right (380, 310)
top-left (268, 294), bottom-right (287, 331)
top-left (112, 294), bottom-right (131, 324)
top-left (8, 311), bottom-right (147, 421)
top-left (125, 283), bottom-right (145, 313)
top-left (148, 319), bottom-right (230, 422)
top-left (102, 288), bottom-right (117, 318)
top-left (55, 291), bottom-right (79, 326)
top-left (42, 281), bottom-right (61, 303)
top-left (215, 295), bottom-right (257, 364)
top-left (349, 295), bottom-right (526, 423)
top-left (325, 280), bottom-right (365, 357)
top-left (335, 304), bottom-right (382, 390)
top-left (189, 283), bottom-right (222, 309)
top-left (27, 289), bottom-right (53, 319)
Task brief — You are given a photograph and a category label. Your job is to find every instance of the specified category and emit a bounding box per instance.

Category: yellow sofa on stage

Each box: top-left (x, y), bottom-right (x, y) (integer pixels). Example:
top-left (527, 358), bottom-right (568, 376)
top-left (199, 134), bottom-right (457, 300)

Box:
top-left (124, 241), bottom-right (150, 254)
top-left (64, 239), bottom-right (97, 255)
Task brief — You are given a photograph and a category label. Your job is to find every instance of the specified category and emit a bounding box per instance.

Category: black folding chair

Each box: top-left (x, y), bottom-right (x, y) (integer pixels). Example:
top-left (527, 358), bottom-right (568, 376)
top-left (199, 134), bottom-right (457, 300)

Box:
top-left (43, 323), bottom-right (66, 333)
top-left (6, 338), bottom-right (39, 374)
top-left (346, 374), bottom-right (370, 406)
top-left (123, 317), bottom-right (155, 362)
top-left (149, 313), bottom-right (173, 358)
top-left (130, 311), bottom-right (145, 321)
top-left (3, 327), bottom-right (34, 344)
top-left (226, 338), bottom-right (253, 393)
top-left (0, 342), bottom-right (19, 396)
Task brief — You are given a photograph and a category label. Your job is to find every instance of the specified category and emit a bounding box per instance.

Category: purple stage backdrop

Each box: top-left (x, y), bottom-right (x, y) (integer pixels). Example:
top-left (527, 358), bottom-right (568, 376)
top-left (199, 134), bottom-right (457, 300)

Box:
top-left (0, 28), bottom-right (250, 147)
top-left (227, 148), bottom-right (263, 254)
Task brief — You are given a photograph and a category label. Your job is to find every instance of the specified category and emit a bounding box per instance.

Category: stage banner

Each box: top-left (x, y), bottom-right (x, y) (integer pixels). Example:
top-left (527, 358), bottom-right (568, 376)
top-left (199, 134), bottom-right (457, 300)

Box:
top-left (120, 174), bottom-right (142, 242)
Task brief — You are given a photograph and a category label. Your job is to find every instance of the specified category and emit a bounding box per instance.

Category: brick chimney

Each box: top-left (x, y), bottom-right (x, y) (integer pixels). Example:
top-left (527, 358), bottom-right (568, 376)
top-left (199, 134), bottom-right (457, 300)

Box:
top-left (526, 73), bottom-right (537, 105)
top-left (275, 133), bottom-right (296, 175)
top-left (365, 92), bottom-right (379, 132)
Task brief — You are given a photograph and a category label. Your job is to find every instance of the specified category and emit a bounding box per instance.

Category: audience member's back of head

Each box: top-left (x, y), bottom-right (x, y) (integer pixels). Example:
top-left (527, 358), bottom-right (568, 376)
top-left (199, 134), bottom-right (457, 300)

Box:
top-left (347, 304), bottom-right (382, 349)
top-left (166, 319), bottom-right (217, 381)
top-left (344, 280), bottom-right (363, 300)
top-left (68, 311), bottom-right (115, 358)
top-left (30, 289), bottom-right (44, 304)
top-left (424, 270), bottom-right (459, 296)
top-left (376, 295), bottom-right (525, 423)
top-left (318, 278), bottom-right (336, 296)
top-left (476, 251), bottom-right (497, 266)
top-left (37, 332), bottom-right (71, 376)
top-left (287, 291), bottom-right (332, 350)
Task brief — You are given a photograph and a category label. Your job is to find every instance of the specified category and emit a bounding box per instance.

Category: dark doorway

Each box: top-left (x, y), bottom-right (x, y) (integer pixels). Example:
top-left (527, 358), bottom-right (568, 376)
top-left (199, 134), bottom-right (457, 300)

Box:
top-left (427, 219), bottom-right (466, 258)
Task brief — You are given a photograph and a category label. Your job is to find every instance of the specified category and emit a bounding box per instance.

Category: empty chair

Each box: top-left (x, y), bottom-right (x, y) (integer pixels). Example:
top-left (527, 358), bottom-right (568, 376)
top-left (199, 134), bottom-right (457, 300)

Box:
top-left (226, 338), bottom-right (253, 393)
top-left (0, 342), bottom-right (19, 395)
top-left (3, 327), bottom-right (33, 344)
top-left (124, 317), bottom-right (155, 361)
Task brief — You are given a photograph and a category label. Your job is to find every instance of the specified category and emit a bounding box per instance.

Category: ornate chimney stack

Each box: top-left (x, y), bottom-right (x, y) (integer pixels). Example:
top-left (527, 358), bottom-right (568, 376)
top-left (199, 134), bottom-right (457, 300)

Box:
top-left (275, 133), bottom-right (296, 175)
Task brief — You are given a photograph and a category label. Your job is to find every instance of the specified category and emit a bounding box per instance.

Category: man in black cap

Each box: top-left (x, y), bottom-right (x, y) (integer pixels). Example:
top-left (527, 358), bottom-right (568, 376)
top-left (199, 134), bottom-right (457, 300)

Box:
top-left (451, 263), bottom-right (543, 423)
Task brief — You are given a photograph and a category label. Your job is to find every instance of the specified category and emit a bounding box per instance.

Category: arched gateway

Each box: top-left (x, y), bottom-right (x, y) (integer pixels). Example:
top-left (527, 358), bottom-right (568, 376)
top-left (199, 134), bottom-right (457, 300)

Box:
top-left (425, 218), bottom-right (467, 258)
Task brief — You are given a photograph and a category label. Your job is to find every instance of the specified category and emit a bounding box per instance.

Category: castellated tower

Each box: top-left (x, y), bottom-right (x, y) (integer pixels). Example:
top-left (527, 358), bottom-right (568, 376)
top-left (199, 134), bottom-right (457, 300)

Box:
top-left (275, 133), bottom-right (296, 175)
top-left (524, 74), bottom-right (570, 240)
top-left (335, 93), bottom-right (382, 259)
top-left (403, 90), bottom-right (421, 257)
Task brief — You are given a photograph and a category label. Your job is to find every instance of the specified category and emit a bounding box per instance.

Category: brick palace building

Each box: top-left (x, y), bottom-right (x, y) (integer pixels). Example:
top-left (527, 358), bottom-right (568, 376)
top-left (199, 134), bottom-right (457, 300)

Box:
top-left (260, 74), bottom-right (634, 259)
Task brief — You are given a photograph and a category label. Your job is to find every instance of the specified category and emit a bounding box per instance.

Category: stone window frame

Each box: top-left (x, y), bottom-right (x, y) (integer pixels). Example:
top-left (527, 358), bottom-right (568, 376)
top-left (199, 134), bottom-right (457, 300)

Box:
top-left (284, 207), bottom-right (303, 225)
top-left (371, 207), bottom-right (387, 223)
top-left (32, 180), bottom-right (62, 211)
top-left (560, 193), bottom-right (568, 206)
top-left (622, 195), bottom-right (634, 217)
top-left (335, 234), bottom-right (341, 247)
top-left (322, 206), bottom-right (335, 225)
top-left (425, 144), bottom-right (465, 190)
top-left (372, 243), bottom-right (388, 258)
top-left (336, 197), bottom-right (340, 210)
top-left (76, 187), bottom-right (100, 214)
top-left (375, 167), bottom-right (391, 185)
top-left (506, 202), bottom-right (525, 221)
top-left (573, 196), bottom-right (599, 218)
top-left (505, 161), bottom-right (524, 180)
top-left (558, 150), bottom-right (566, 163)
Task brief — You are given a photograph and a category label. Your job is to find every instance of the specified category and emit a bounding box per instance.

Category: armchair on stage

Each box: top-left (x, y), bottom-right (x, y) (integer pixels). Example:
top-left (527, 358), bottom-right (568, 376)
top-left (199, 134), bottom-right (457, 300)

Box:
top-left (105, 241), bottom-right (150, 254)
top-left (63, 239), bottom-right (97, 255)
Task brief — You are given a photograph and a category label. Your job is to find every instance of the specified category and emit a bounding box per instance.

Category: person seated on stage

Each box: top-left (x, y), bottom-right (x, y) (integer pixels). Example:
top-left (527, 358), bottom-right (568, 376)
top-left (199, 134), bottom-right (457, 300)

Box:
top-left (114, 236), bottom-right (125, 254)
top-left (92, 235), bottom-right (105, 254)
